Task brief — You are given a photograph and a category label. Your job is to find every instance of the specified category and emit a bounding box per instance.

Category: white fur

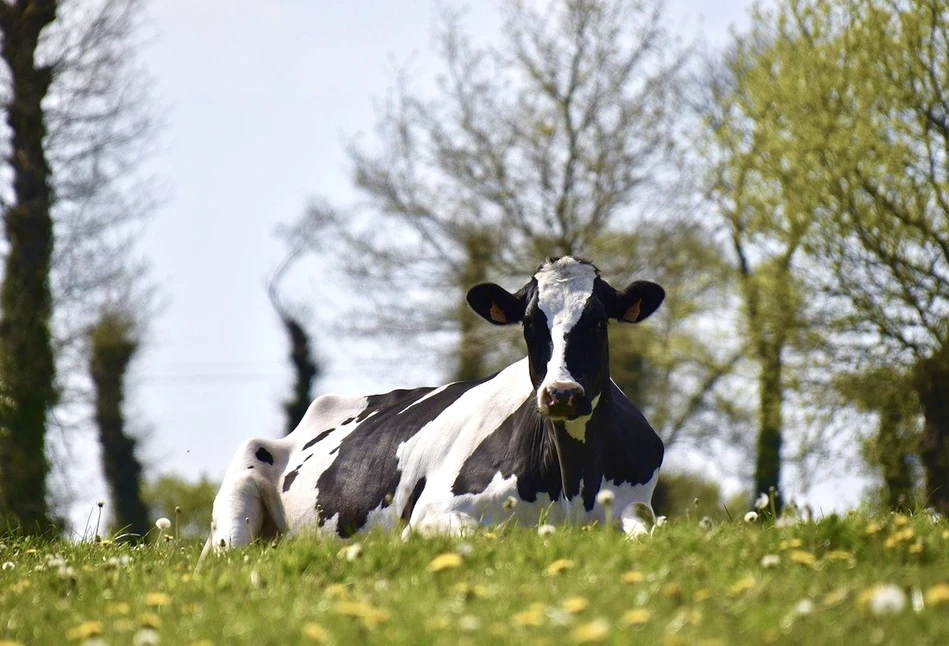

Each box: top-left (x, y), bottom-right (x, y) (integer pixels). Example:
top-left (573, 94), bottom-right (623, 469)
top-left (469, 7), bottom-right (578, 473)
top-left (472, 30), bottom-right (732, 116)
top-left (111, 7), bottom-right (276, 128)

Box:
top-left (534, 258), bottom-right (598, 407)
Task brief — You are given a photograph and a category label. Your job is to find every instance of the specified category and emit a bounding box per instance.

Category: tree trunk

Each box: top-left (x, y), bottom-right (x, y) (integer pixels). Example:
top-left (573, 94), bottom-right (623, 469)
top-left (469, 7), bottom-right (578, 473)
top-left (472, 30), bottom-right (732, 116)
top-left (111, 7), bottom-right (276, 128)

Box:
top-left (0, 0), bottom-right (59, 532)
top-left (753, 341), bottom-right (783, 514)
top-left (90, 313), bottom-right (148, 539)
top-left (914, 346), bottom-right (949, 516)
top-left (876, 409), bottom-right (916, 511)
top-left (454, 230), bottom-right (494, 382)
top-left (280, 315), bottom-right (319, 436)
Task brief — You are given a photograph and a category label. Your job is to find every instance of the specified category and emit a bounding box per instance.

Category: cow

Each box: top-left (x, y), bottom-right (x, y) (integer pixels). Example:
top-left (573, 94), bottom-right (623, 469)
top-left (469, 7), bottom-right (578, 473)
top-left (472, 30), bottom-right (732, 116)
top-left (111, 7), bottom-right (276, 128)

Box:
top-left (203, 257), bottom-right (665, 555)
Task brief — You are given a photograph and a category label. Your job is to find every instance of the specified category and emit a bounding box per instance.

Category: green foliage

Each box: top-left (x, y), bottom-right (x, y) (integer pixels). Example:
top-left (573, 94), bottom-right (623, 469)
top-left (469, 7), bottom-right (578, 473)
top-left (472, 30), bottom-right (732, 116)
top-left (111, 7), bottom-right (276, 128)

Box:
top-left (141, 474), bottom-right (217, 541)
top-left (2, 513), bottom-right (949, 644)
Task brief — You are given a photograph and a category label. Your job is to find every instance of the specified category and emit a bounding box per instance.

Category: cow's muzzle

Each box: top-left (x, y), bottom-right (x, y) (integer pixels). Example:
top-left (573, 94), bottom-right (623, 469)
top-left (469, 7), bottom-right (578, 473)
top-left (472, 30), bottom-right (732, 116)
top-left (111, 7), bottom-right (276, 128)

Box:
top-left (539, 381), bottom-right (589, 419)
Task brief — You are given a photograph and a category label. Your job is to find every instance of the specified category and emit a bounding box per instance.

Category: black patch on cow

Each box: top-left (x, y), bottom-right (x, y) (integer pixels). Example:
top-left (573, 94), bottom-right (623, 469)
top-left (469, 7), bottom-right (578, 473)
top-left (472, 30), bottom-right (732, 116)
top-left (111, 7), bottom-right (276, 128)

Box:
top-left (340, 416), bottom-right (356, 425)
top-left (246, 465), bottom-right (254, 469)
top-left (315, 378), bottom-right (491, 537)
top-left (282, 466), bottom-right (301, 493)
top-left (303, 454), bottom-right (313, 462)
top-left (328, 446), bottom-right (338, 455)
top-left (601, 382), bottom-right (664, 487)
top-left (302, 428), bottom-right (335, 451)
top-left (454, 385), bottom-right (662, 512)
top-left (400, 477), bottom-right (427, 524)
top-left (255, 447), bottom-right (274, 465)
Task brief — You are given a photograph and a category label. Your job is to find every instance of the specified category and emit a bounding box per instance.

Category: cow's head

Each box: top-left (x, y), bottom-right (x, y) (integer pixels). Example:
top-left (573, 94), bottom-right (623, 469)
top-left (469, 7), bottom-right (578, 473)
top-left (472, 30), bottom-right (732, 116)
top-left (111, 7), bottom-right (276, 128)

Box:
top-left (466, 257), bottom-right (664, 420)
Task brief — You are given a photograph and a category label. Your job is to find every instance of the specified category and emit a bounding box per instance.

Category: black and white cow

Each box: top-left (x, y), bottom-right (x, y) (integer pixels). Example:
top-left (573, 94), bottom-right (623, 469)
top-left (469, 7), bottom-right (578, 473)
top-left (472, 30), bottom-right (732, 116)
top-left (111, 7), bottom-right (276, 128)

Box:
top-left (204, 257), bottom-right (664, 552)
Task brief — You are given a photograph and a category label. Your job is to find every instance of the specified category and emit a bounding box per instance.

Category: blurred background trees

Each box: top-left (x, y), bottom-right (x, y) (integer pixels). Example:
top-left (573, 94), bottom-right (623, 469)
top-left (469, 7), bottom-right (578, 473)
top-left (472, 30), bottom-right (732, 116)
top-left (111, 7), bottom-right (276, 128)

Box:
top-left (0, 0), bottom-right (159, 533)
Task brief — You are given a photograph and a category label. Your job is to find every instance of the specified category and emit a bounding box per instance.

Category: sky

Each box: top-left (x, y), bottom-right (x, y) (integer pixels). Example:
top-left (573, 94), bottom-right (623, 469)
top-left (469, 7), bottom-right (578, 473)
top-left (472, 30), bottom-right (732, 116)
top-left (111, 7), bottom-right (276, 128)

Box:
top-left (60, 0), bottom-right (869, 532)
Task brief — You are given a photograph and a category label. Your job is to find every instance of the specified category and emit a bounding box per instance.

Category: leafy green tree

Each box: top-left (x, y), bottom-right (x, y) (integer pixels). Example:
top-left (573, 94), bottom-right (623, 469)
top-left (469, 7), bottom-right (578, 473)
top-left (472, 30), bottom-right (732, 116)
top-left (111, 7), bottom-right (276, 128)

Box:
top-left (712, 0), bottom-right (949, 513)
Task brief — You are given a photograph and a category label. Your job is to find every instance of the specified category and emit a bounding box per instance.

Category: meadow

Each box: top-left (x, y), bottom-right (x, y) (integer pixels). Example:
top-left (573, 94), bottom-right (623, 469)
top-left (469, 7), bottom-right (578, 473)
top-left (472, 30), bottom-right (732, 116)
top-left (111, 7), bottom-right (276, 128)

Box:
top-left (2, 510), bottom-right (949, 645)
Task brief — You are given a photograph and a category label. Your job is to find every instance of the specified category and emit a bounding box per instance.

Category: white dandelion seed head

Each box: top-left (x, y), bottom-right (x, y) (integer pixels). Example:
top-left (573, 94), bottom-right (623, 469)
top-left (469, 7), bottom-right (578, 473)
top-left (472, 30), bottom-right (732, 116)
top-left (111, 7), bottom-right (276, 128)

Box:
top-left (744, 511), bottom-right (759, 523)
top-left (795, 598), bottom-right (815, 616)
top-left (155, 517), bottom-right (171, 530)
top-left (655, 515), bottom-right (667, 527)
top-left (1, 561), bottom-right (14, 570)
top-left (343, 543), bottom-right (363, 562)
top-left (699, 516), bottom-right (714, 532)
top-left (754, 493), bottom-right (769, 510)
top-left (537, 524), bottom-right (557, 537)
top-left (596, 489), bottom-right (615, 507)
top-left (760, 554), bottom-right (781, 568)
top-left (868, 584), bottom-right (906, 615)
top-left (503, 496), bottom-right (518, 510)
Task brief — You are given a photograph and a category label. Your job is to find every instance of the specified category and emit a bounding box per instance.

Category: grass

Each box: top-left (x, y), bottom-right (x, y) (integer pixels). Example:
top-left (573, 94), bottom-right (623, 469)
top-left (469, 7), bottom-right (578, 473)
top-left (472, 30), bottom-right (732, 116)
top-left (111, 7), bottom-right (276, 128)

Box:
top-left (2, 511), bottom-right (949, 645)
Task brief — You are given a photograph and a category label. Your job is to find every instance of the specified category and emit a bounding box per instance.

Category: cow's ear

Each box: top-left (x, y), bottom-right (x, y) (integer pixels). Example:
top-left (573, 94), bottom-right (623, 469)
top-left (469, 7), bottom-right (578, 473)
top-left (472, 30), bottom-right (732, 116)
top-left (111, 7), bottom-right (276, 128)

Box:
top-left (607, 280), bottom-right (665, 323)
top-left (466, 283), bottom-right (526, 325)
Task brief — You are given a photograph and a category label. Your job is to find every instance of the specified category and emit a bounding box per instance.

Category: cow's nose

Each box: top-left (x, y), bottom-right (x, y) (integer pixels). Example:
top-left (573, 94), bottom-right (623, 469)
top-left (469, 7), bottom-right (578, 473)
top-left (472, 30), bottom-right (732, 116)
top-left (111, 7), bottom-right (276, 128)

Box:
top-left (541, 381), bottom-right (585, 414)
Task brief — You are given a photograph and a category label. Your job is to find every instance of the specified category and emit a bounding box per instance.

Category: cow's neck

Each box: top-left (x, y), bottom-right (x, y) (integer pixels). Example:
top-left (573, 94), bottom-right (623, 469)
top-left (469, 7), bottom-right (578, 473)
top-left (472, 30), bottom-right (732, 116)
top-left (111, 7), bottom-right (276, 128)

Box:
top-left (544, 388), bottom-right (610, 507)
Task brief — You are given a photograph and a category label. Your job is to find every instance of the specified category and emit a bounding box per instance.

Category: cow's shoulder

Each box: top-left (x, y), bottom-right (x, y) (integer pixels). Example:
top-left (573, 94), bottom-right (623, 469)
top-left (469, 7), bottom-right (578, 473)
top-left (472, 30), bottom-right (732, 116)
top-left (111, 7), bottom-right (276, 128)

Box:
top-left (602, 381), bottom-right (663, 486)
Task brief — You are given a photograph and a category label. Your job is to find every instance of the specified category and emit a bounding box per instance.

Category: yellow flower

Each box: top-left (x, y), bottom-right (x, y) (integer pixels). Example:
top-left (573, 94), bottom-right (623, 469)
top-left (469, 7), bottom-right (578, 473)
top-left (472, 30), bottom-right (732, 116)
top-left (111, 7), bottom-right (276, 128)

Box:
top-left (66, 621), bottom-right (103, 641)
top-left (334, 601), bottom-right (389, 629)
top-left (189, 641), bottom-right (214, 646)
top-left (663, 582), bottom-right (682, 600)
top-left (563, 596), bottom-right (589, 613)
top-left (825, 550), bottom-right (852, 561)
top-left (484, 531), bottom-right (497, 540)
top-left (893, 515), bottom-right (909, 528)
top-left (621, 608), bottom-right (652, 626)
top-left (620, 570), bottom-right (644, 583)
top-left (728, 576), bottom-right (756, 597)
top-left (865, 521), bottom-right (882, 535)
top-left (324, 583), bottom-right (348, 598)
top-left (778, 538), bottom-right (803, 550)
top-left (512, 603), bottom-right (546, 627)
top-left (909, 542), bottom-right (924, 555)
top-left (145, 592), bottom-right (170, 607)
top-left (425, 616), bottom-right (452, 631)
top-left (571, 619), bottom-right (610, 643)
top-left (823, 588), bottom-right (849, 608)
top-left (301, 622), bottom-right (326, 642)
top-left (789, 550), bottom-right (816, 567)
top-left (428, 552), bottom-right (463, 572)
top-left (925, 583), bottom-right (949, 606)
top-left (693, 589), bottom-right (711, 603)
top-left (546, 559), bottom-right (575, 575)
top-left (138, 613), bottom-right (161, 629)
top-left (0, 641), bottom-right (23, 646)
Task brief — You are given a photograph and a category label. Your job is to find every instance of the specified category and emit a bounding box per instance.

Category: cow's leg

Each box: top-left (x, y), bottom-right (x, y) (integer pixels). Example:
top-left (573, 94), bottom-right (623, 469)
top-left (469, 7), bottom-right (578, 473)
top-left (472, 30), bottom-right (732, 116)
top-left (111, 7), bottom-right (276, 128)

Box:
top-left (616, 471), bottom-right (661, 538)
top-left (206, 439), bottom-right (288, 551)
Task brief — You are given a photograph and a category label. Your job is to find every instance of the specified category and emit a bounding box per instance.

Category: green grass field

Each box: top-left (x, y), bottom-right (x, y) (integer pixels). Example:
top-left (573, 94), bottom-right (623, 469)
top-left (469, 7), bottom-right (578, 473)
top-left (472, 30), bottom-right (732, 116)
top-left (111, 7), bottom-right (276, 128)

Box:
top-left (2, 512), bottom-right (949, 645)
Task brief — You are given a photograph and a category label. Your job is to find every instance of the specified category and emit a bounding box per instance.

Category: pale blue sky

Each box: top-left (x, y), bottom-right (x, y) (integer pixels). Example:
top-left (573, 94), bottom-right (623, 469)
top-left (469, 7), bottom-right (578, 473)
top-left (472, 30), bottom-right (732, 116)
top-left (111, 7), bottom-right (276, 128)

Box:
top-left (62, 0), bottom-right (866, 531)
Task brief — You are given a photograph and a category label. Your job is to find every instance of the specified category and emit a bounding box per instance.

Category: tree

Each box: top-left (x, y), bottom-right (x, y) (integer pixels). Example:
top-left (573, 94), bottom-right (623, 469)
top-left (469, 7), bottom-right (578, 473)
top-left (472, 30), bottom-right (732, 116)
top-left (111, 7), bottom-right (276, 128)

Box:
top-left (0, 0), bottom-right (59, 531)
top-left (712, 0), bottom-right (949, 513)
top-left (0, 0), bottom-right (159, 531)
top-left (89, 307), bottom-right (148, 538)
top-left (294, 0), bottom-right (742, 455)
top-left (268, 229), bottom-right (321, 436)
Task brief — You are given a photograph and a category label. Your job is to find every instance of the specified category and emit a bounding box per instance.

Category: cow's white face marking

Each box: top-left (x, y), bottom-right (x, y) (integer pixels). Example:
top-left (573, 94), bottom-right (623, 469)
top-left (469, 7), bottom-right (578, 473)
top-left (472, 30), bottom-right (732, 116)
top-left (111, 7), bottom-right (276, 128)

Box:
top-left (564, 394), bottom-right (600, 442)
top-left (534, 258), bottom-right (598, 410)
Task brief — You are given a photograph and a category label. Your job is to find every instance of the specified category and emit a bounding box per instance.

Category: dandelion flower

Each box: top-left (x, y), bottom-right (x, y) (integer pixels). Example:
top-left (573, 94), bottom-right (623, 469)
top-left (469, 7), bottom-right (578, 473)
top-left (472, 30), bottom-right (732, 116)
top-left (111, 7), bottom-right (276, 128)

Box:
top-left (859, 584), bottom-right (906, 615)
top-left (428, 552), bottom-right (463, 572)
top-left (728, 576), bottom-right (756, 596)
top-left (621, 608), bottom-right (652, 626)
top-left (563, 596), bottom-right (589, 613)
top-left (155, 518), bottom-right (171, 531)
top-left (340, 543), bottom-right (362, 562)
top-left (512, 602), bottom-right (546, 627)
top-left (144, 592), bottom-right (170, 607)
top-left (132, 628), bottom-right (160, 646)
top-left (925, 583), bottom-right (949, 606)
top-left (138, 613), bottom-right (161, 629)
top-left (620, 570), bottom-right (644, 584)
top-left (789, 550), bottom-right (816, 567)
top-left (744, 511), bottom-right (758, 522)
top-left (301, 622), bottom-right (326, 642)
top-left (66, 621), bottom-right (104, 641)
top-left (754, 493), bottom-right (769, 510)
top-left (546, 558), bottom-right (575, 575)
top-left (595, 489), bottom-right (615, 507)
top-left (825, 550), bottom-right (852, 561)
top-left (1, 562), bottom-right (13, 571)
top-left (571, 618), bottom-right (610, 643)
top-left (538, 524), bottom-right (557, 537)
